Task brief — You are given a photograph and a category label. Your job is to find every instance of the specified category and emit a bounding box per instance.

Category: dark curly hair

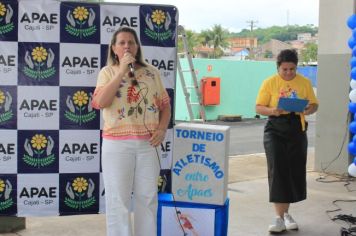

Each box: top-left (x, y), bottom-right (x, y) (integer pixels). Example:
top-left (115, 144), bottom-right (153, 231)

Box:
top-left (276, 49), bottom-right (298, 67)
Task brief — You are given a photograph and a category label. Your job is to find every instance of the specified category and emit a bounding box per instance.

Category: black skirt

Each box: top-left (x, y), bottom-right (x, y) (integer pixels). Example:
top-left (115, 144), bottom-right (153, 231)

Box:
top-left (263, 113), bottom-right (308, 203)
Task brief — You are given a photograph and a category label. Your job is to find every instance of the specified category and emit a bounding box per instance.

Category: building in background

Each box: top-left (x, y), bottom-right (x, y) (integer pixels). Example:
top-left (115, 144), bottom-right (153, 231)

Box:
top-left (255, 39), bottom-right (293, 60)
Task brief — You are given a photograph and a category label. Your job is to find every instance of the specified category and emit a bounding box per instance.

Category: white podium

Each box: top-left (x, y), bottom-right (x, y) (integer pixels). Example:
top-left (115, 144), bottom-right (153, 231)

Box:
top-left (172, 123), bottom-right (230, 205)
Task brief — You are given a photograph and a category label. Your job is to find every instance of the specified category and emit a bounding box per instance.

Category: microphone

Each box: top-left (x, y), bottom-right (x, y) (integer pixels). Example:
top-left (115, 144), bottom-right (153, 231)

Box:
top-left (128, 63), bottom-right (138, 86)
top-left (125, 51), bottom-right (138, 86)
top-left (128, 63), bottom-right (135, 77)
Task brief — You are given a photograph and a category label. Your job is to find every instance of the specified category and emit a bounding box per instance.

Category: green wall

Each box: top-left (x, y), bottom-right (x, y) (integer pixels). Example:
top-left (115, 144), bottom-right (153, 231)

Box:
top-left (175, 59), bottom-right (277, 121)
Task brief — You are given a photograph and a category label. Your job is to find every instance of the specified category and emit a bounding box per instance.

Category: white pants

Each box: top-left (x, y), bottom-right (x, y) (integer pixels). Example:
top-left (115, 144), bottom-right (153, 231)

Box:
top-left (102, 139), bottom-right (160, 236)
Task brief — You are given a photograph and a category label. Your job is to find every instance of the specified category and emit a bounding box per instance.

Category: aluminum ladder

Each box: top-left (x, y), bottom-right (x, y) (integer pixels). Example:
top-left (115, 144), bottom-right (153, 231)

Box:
top-left (176, 25), bottom-right (206, 122)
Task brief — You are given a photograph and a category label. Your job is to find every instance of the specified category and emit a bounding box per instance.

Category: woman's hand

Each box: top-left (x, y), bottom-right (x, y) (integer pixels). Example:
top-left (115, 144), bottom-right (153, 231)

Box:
top-left (303, 104), bottom-right (318, 115)
top-left (149, 129), bottom-right (166, 147)
top-left (118, 52), bottom-right (136, 76)
top-left (270, 107), bottom-right (283, 116)
top-left (256, 105), bottom-right (283, 117)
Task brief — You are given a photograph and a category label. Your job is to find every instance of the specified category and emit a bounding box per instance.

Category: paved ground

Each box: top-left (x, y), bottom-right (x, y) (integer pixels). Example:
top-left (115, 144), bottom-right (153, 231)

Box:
top-left (2, 148), bottom-right (355, 236)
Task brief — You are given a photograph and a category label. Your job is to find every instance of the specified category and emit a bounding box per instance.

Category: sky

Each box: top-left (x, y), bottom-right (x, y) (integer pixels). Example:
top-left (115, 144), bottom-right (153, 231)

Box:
top-left (109, 0), bottom-right (319, 33)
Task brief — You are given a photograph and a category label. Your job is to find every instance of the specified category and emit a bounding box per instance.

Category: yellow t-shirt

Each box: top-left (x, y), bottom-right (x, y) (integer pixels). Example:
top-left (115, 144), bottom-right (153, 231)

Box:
top-left (93, 64), bottom-right (170, 138)
top-left (256, 73), bottom-right (318, 130)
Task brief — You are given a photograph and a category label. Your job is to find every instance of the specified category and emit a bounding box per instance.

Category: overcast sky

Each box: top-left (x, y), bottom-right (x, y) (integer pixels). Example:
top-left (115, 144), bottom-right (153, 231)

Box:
top-left (109, 0), bottom-right (319, 32)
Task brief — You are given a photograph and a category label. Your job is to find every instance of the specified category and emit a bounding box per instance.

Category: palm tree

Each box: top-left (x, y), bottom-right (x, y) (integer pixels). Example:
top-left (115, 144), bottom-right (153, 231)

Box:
top-left (199, 29), bottom-right (213, 47)
top-left (210, 24), bottom-right (229, 58)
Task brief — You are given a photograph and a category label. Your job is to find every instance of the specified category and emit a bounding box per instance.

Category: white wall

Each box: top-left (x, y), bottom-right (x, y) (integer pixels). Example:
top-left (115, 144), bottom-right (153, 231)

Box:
top-left (315, 0), bottom-right (354, 174)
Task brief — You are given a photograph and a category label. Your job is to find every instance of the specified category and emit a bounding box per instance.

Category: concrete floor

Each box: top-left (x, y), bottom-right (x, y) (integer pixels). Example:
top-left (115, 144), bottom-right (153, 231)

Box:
top-left (1, 149), bottom-right (355, 236)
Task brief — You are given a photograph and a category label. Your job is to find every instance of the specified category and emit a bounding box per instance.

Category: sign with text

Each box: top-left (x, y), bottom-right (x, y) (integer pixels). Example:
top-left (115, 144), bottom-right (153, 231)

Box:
top-left (172, 123), bottom-right (230, 205)
top-left (0, 0), bottom-right (177, 216)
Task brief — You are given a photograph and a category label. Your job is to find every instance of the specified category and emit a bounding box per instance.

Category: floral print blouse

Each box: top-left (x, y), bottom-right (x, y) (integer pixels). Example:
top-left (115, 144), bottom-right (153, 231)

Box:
top-left (92, 64), bottom-right (170, 139)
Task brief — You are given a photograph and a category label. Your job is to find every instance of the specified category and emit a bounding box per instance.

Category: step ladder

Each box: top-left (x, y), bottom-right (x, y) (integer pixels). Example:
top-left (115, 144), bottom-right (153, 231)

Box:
top-left (176, 25), bottom-right (206, 122)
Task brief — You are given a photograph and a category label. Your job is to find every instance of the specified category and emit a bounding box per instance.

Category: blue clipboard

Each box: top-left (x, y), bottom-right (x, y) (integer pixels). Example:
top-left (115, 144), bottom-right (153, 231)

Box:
top-left (277, 97), bottom-right (308, 112)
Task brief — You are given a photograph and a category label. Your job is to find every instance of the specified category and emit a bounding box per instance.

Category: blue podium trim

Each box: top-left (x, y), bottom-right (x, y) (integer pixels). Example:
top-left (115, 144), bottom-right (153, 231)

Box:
top-left (157, 193), bottom-right (229, 236)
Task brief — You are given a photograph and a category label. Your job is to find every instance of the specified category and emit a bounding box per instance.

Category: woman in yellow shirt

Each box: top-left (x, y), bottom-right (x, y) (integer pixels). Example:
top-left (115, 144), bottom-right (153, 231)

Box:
top-left (256, 49), bottom-right (318, 233)
top-left (92, 27), bottom-right (171, 236)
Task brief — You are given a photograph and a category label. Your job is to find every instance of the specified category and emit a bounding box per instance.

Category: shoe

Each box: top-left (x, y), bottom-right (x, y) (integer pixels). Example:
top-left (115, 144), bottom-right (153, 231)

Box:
top-left (268, 216), bottom-right (286, 233)
top-left (284, 213), bottom-right (298, 230)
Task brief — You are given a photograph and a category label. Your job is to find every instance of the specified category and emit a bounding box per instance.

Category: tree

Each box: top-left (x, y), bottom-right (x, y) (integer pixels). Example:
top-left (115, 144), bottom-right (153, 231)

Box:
top-left (264, 50), bottom-right (273, 58)
top-left (230, 25), bottom-right (318, 44)
top-left (210, 24), bottom-right (229, 58)
top-left (177, 29), bottom-right (199, 57)
top-left (301, 42), bottom-right (318, 63)
top-left (199, 29), bottom-right (213, 47)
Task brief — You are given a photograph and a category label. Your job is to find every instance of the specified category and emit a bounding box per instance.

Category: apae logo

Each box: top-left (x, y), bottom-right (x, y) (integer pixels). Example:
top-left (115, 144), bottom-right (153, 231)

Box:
top-left (23, 46), bottom-right (56, 81)
top-left (64, 90), bottom-right (96, 126)
top-left (64, 177), bottom-right (95, 210)
top-left (23, 134), bottom-right (55, 168)
top-left (144, 9), bottom-right (173, 42)
top-left (0, 3), bottom-right (14, 35)
top-left (0, 89), bottom-right (13, 124)
top-left (0, 178), bottom-right (13, 211)
top-left (65, 6), bottom-right (96, 39)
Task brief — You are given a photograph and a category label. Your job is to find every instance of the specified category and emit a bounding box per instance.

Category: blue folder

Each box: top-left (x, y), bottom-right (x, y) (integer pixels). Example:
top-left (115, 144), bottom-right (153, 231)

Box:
top-left (277, 97), bottom-right (309, 112)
